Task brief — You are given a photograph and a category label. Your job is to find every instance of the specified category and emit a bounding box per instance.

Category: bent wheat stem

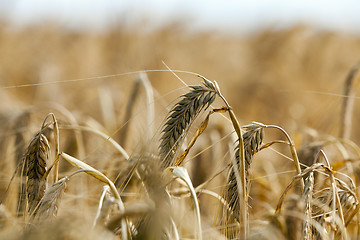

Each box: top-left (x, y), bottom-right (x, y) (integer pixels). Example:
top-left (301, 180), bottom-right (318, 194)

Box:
top-left (255, 122), bottom-right (304, 191)
top-left (173, 167), bottom-right (202, 240)
top-left (198, 75), bottom-right (247, 237)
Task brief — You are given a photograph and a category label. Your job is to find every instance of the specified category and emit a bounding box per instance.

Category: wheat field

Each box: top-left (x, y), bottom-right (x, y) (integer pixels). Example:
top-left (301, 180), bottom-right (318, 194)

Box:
top-left (1, 21), bottom-right (360, 239)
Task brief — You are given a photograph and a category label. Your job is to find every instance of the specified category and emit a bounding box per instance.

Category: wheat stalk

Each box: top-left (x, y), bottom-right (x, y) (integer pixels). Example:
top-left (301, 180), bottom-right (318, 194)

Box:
top-left (172, 166), bottom-right (202, 240)
top-left (340, 61), bottom-right (360, 139)
top-left (93, 186), bottom-right (113, 229)
top-left (256, 122), bottom-right (304, 190)
top-left (119, 76), bottom-right (141, 147)
top-left (303, 171), bottom-right (314, 240)
top-left (139, 72), bottom-right (155, 142)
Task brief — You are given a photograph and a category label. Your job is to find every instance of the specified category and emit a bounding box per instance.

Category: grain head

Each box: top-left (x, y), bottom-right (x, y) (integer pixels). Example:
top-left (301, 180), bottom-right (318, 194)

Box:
top-left (159, 80), bottom-right (217, 168)
top-left (25, 132), bottom-right (50, 215)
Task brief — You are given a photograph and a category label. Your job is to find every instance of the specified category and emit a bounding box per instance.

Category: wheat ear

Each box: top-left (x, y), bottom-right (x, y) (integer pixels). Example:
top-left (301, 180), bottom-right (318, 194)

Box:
top-left (227, 124), bottom-right (264, 222)
top-left (25, 131), bottom-right (50, 215)
top-left (161, 76), bottom-right (248, 236)
top-left (159, 79), bottom-right (216, 168)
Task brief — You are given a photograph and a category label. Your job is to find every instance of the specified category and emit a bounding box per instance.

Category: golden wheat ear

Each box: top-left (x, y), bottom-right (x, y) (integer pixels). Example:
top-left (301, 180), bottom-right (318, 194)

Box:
top-left (226, 124), bottom-right (264, 221)
top-left (239, 124), bottom-right (265, 178)
top-left (25, 131), bottom-right (50, 215)
top-left (159, 80), bottom-right (217, 168)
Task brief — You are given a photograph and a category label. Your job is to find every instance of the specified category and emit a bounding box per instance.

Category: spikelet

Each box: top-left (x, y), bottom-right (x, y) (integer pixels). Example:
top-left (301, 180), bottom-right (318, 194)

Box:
top-left (159, 79), bottom-right (217, 168)
top-left (25, 132), bottom-right (50, 214)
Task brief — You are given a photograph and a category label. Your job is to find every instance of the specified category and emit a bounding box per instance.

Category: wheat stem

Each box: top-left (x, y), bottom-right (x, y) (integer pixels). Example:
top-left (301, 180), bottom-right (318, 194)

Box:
top-left (257, 123), bottom-right (304, 191)
top-left (139, 72), bottom-right (155, 142)
top-left (92, 185), bottom-right (111, 229)
top-left (39, 113), bottom-right (60, 182)
top-left (320, 150), bottom-right (347, 239)
top-left (173, 167), bottom-right (202, 240)
top-left (340, 62), bottom-right (360, 139)
top-left (119, 76), bottom-right (141, 147)
top-left (213, 80), bottom-right (247, 237)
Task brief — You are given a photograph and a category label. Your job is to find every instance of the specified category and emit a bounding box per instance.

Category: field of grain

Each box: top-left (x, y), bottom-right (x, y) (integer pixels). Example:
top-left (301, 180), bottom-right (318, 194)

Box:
top-left (1, 21), bottom-right (360, 239)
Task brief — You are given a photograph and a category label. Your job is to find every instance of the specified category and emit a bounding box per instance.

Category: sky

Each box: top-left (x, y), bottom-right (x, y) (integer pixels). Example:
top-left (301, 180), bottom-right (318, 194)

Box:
top-left (1, 0), bottom-right (360, 34)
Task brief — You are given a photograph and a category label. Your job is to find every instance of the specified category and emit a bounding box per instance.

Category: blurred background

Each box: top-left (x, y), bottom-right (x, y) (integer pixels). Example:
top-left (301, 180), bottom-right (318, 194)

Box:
top-left (1, 0), bottom-right (360, 142)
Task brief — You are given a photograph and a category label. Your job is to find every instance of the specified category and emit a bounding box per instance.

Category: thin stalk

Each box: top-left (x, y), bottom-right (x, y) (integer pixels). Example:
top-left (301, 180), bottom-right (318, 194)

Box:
top-left (320, 150), bottom-right (347, 239)
top-left (203, 78), bottom-right (247, 238)
top-left (258, 123), bottom-right (304, 191)
top-left (340, 62), bottom-right (359, 139)
top-left (34, 102), bottom-right (86, 159)
top-left (139, 72), bottom-right (155, 142)
top-left (60, 125), bottom-right (129, 160)
top-left (119, 76), bottom-right (141, 147)
top-left (52, 115), bottom-right (60, 182)
top-left (40, 113), bottom-right (60, 183)
top-left (173, 167), bottom-right (202, 240)
top-left (92, 185), bottom-right (111, 229)
top-left (170, 217), bottom-right (180, 240)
